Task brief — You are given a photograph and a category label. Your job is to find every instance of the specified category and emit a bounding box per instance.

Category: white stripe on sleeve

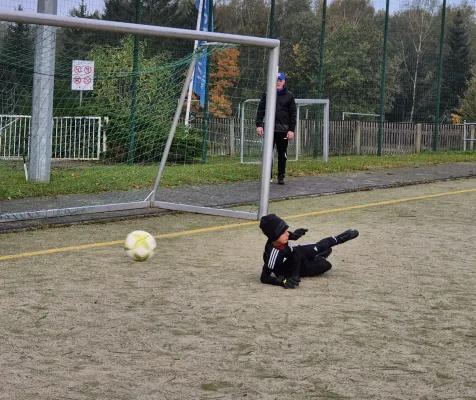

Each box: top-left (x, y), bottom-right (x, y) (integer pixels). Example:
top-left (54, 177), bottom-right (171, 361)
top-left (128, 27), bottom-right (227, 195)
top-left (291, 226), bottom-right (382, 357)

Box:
top-left (268, 248), bottom-right (279, 270)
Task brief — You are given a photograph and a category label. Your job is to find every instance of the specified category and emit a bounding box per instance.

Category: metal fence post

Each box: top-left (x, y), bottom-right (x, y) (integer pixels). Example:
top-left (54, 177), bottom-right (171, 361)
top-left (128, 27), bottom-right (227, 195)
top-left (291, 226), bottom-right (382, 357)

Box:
top-left (415, 123), bottom-right (422, 153)
top-left (470, 125), bottom-right (475, 151)
top-left (229, 118), bottom-right (235, 156)
top-left (355, 120), bottom-right (361, 155)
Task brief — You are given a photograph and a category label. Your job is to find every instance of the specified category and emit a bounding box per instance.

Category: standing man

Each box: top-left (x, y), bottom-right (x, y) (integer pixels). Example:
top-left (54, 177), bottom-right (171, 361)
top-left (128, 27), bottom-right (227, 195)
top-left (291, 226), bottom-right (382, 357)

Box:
top-left (256, 72), bottom-right (297, 185)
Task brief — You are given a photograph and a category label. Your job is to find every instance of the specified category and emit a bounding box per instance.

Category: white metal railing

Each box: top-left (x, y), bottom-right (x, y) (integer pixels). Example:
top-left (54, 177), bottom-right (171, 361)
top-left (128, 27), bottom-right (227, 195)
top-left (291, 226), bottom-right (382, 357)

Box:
top-left (0, 115), bottom-right (103, 160)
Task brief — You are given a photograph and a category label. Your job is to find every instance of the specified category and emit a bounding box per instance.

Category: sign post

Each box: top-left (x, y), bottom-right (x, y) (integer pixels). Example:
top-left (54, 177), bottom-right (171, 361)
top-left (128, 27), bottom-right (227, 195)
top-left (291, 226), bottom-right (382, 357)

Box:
top-left (71, 60), bottom-right (94, 106)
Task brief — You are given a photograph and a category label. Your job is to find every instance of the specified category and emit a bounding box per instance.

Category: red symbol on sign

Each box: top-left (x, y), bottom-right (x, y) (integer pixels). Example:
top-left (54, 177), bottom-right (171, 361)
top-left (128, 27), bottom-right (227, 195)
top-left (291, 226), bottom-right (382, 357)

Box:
top-left (73, 76), bottom-right (82, 84)
top-left (74, 65), bottom-right (82, 73)
top-left (84, 66), bottom-right (93, 74)
top-left (83, 76), bottom-right (92, 85)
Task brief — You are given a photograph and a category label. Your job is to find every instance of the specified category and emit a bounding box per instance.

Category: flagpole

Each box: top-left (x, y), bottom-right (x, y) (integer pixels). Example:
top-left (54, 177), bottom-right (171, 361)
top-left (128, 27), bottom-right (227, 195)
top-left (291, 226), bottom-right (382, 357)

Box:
top-left (185, 0), bottom-right (204, 127)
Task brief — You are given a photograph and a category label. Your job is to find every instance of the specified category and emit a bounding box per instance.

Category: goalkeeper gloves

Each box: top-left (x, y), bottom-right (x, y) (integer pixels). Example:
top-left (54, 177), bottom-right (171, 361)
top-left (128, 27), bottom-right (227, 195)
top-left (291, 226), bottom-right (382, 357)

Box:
top-left (276, 275), bottom-right (300, 289)
top-left (288, 228), bottom-right (308, 241)
top-left (335, 229), bottom-right (359, 244)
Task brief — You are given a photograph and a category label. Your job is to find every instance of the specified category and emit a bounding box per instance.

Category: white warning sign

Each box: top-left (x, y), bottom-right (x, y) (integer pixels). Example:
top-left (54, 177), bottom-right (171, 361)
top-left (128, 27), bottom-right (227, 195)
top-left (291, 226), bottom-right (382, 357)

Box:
top-left (71, 60), bottom-right (94, 91)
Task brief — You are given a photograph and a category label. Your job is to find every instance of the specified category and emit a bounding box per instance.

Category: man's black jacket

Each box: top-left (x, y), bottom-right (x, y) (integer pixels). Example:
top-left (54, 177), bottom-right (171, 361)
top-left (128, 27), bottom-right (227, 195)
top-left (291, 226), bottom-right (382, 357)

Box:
top-left (256, 88), bottom-right (297, 133)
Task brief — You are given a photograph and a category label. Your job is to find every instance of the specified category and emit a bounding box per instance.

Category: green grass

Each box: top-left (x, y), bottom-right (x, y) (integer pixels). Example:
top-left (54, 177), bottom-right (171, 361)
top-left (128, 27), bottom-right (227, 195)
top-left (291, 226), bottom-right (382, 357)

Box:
top-left (1, 151), bottom-right (475, 199)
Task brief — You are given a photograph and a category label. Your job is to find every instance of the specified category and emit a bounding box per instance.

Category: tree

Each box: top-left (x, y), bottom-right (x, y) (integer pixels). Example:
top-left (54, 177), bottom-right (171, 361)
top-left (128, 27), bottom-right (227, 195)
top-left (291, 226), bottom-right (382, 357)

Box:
top-left (388, 1), bottom-right (440, 122)
top-left (0, 5), bottom-right (33, 114)
top-left (275, 0), bottom-right (321, 98)
top-left (215, 0), bottom-right (269, 37)
top-left (209, 47), bottom-right (240, 117)
top-left (326, 0), bottom-right (376, 32)
top-left (323, 21), bottom-right (401, 118)
top-left (458, 73), bottom-right (476, 122)
top-left (441, 9), bottom-right (472, 121)
top-left (317, 0), bottom-right (403, 119)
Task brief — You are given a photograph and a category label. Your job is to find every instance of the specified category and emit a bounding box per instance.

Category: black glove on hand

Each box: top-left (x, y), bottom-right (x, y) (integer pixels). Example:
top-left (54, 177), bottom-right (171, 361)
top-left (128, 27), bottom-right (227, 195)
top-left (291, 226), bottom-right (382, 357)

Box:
top-left (294, 228), bottom-right (308, 237)
top-left (277, 275), bottom-right (300, 289)
top-left (335, 229), bottom-right (359, 244)
top-left (288, 228), bottom-right (308, 241)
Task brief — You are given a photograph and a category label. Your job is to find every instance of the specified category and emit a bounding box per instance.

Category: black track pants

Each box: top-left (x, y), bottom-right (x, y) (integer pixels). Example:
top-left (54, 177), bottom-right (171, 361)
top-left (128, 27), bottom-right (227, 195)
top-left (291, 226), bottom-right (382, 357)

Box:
top-left (274, 131), bottom-right (289, 178)
top-left (294, 244), bottom-right (333, 277)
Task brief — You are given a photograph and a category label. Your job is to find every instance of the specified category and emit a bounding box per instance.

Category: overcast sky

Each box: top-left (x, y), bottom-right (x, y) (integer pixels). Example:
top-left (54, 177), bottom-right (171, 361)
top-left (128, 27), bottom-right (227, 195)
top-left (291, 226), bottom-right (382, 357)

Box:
top-left (0, 0), bottom-right (105, 16)
top-left (0, 0), bottom-right (468, 19)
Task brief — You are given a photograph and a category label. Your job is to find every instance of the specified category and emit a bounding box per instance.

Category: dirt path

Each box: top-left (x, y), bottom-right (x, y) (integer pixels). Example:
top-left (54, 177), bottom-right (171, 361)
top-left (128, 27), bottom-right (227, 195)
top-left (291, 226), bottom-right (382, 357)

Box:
top-left (1, 179), bottom-right (475, 399)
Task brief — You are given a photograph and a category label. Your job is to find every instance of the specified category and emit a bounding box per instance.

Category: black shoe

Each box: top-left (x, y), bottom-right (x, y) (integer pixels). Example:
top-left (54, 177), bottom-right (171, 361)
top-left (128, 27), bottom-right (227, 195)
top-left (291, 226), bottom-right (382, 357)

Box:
top-left (278, 175), bottom-right (285, 185)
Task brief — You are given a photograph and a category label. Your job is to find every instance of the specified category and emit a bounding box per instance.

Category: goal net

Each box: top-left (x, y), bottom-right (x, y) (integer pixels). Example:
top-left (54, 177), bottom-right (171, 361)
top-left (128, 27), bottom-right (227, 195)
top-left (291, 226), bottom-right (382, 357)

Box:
top-left (0, 8), bottom-right (280, 223)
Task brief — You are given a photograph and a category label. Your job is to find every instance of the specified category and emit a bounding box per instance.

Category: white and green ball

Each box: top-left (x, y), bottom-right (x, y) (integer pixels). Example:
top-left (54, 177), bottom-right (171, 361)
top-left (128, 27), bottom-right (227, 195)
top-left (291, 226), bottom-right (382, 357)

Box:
top-left (124, 230), bottom-right (157, 261)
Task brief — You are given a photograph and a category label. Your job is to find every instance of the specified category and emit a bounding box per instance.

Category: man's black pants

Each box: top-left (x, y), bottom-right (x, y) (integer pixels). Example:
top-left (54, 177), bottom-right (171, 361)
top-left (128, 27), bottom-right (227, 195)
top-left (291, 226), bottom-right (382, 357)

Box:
top-left (273, 131), bottom-right (289, 178)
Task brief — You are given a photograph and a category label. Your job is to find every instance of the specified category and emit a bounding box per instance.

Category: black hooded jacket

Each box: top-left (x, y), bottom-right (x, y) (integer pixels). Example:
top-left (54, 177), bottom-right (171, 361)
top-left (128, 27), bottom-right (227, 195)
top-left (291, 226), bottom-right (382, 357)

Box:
top-left (256, 88), bottom-right (297, 133)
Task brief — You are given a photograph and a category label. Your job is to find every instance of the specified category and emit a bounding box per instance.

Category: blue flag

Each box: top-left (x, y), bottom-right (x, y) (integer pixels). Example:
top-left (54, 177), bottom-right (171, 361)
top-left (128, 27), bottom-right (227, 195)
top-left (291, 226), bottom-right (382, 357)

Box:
top-left (193, 0), bottom-right (209, 107)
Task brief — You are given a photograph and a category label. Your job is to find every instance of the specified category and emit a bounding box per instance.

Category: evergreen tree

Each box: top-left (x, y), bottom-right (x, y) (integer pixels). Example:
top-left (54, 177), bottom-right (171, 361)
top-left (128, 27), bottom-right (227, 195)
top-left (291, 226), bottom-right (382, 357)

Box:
top-left (0, 5), bottom-right (33, 114)
top-left (441, 10), bottom-right (472, 121)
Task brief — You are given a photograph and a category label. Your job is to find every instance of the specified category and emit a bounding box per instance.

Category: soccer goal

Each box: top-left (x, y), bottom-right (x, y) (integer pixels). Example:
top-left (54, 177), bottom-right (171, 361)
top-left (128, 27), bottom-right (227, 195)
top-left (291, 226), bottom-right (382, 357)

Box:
top-left (240, 99), bottom-right (330, 164)
top-left (0, 8), bottom-right (280, 223)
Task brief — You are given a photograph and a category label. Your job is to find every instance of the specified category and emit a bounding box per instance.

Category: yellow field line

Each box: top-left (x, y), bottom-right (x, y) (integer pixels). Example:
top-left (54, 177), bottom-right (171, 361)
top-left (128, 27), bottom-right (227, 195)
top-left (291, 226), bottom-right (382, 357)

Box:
top-left (1, 187), bottom-right (475, 261)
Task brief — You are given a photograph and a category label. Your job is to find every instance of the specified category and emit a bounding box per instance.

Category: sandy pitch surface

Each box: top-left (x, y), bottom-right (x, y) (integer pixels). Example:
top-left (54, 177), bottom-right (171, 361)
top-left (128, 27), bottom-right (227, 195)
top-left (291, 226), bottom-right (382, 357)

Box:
top-left (1, 179), bottom-right (476, 399)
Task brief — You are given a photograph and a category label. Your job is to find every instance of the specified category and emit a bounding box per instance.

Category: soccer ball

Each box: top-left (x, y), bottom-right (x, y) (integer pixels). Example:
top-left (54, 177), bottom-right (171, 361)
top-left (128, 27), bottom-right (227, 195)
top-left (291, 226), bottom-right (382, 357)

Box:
top-left (124, 230), bottom-right (157, 262)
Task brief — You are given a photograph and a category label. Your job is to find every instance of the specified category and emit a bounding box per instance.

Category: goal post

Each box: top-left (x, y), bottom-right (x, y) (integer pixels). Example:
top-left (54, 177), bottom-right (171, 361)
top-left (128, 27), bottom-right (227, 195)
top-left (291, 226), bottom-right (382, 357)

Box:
top-left (0, 8), bottom-right (280, 222)
top-left (240, 99), bottom-right (330, 163)
top-left (342, 112), bottom-right (379, 121)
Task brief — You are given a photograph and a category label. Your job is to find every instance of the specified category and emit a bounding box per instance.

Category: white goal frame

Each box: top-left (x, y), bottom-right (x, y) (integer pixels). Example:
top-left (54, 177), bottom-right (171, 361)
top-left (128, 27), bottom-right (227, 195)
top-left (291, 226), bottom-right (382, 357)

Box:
top-left (0, 8), bottom-right (280, 222)
top-left (240, 99), bottom-right (330, 164)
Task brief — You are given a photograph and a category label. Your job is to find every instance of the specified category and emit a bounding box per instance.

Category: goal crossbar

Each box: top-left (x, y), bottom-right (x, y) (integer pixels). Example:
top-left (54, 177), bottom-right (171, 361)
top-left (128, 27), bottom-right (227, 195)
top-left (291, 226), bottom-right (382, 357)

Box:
top-left (0, 8), bottom-right (279, 48)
